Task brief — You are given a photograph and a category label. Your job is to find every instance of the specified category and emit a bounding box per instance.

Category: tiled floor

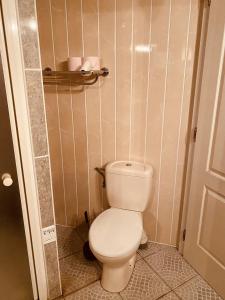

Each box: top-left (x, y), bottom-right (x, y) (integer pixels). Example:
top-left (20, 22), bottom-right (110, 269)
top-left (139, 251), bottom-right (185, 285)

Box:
top-left (56, 225), bottom-right (222, 300)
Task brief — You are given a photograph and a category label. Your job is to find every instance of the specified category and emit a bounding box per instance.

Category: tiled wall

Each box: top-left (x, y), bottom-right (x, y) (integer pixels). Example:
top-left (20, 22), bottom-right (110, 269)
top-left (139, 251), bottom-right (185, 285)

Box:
top-left (36, 0), bottom-right (200, 246)
top-left (17, 0), bottom-right (61, 298)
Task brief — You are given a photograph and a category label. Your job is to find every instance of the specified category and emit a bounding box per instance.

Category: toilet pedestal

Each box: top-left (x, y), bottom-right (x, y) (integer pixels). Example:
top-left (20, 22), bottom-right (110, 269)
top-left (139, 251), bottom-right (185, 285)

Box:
top-left (101, 254), bottom-right (136, 293)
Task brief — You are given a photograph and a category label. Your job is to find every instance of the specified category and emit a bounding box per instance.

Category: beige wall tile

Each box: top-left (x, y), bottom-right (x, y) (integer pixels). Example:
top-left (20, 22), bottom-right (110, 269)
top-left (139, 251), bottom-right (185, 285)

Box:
top-left (82, 0), bottom-right (99, 56)
top-left (144, 0), bottom-right (171, 241)
top-left (66, 0), bottom-right (83, 57)
top-left (99, 0), bottom-right (116, 165)
top-left (72, 92), bottom-right (90, 223)
top-left (35, 157), bottom-right (54, 227)
top-left (36, 0), bottom-right (55, 69)
top-left (83, 0), bottom-right (103, 217)
top-left (130, 0), bottom-right (151, 162)
top-left (116, 0), bottom-right (132, 160)
top-left (25, 70), bottom-right (48, 157)
top-left (51, 0), bottom-right (77, 226)
top-left (99, 0), bottom-right (116, 210)
top-left (58, 91), bottom-right (77, 226)
top-left (45, 242), bottom-right (61, 299)
top-left (45, 89), bottom-right (66, 225)
top-left (84, 88), bottom-right (102, 219)
top-left (157, 0), bottom-right (191, 244)
top-left (17, 0), bottom-right (40, 68)
top-left (51, 0), bottom-right (68, 70)
top-left (67, 0), bottom-right (89, 223)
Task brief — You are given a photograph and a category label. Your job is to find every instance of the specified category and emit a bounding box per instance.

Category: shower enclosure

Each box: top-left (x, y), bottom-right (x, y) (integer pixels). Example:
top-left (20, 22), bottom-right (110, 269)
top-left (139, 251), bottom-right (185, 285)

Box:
top-left (0, 55), bottom-right (33, 299)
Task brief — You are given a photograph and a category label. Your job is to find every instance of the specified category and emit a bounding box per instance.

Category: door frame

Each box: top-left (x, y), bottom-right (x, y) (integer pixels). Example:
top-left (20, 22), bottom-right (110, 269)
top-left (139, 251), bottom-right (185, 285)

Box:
top-left (181, 0), bottom-right (225, 295)
top-left (178, 0), bottom-right (210, 253)
top-left (0, 1), bottom-right (47, 299)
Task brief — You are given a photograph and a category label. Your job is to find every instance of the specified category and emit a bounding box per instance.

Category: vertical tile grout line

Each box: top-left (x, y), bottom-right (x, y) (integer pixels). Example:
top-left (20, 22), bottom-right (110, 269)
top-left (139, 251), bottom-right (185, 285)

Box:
top-left (114, 0), bottom-right (117, 160)
top-left (81, 0), bottom-right (91, 217)
top-left (49, 0), bottom-right (67, 226)
top-left (169, 0), bottom-right (192, 244)
top-left (155, 0), bottom-right (172, 241)
top-left (144, 0), bottom-right (153, 164)
top-left (129, 0), bottom-right (134, 161)
top-left (64, 0), bottom-right (79, 226)
top-left (35, 0), bottom-right (62, 294)
top-left (97, 0), bottom-right (104, 212)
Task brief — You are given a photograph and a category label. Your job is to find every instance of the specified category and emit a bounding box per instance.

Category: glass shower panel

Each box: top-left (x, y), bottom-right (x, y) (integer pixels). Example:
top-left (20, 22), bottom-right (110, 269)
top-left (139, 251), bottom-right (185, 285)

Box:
top-left (0, 55), bottom-right (33, 300)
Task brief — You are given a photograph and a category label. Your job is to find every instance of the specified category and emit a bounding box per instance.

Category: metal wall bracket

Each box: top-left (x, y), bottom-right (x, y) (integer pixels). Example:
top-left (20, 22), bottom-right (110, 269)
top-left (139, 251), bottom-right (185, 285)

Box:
top-left (95, 167), bottom-right (106, 188)
top-left (42, 67), bottom-right (109, 86)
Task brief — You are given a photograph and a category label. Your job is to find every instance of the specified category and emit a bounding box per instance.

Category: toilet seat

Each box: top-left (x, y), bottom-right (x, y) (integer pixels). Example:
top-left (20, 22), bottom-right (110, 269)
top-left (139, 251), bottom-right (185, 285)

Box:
top-left (89, 208), bottom-right (143, 259)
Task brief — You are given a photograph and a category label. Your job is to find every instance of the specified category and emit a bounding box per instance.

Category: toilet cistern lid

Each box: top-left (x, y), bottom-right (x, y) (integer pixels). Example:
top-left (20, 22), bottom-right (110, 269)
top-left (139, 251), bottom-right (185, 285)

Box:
top-left (106, 161), bottom-right (153, 177)
top-left (89, 208), bottom-right (143, 258)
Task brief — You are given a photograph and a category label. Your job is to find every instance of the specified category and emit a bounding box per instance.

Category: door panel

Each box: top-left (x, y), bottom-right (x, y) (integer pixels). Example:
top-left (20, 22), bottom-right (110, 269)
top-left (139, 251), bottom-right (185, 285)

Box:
top-left (184, 0), bottom-right (225, 298)
top-left (199, 188), bottom-right (225, 266)
top-left (0, 54), bottom-right (33, 299)
top-left (210, 69), bottom-right (225, 175)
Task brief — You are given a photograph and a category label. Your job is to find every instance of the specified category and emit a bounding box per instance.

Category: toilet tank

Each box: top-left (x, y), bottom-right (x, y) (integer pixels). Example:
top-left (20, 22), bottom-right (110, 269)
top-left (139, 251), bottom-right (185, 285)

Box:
top-left (105, 161), bottom-right (153, 212)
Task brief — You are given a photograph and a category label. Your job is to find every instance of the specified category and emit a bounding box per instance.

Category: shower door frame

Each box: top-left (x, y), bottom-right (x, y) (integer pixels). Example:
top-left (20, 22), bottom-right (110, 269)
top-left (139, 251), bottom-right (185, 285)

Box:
top-left (0, 2), bottom-right (47, 299)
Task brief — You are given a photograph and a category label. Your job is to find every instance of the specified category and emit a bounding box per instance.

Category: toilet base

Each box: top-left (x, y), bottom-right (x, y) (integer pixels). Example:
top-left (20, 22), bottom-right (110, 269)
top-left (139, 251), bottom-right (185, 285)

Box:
top-left (101, 254), bottom-right (136, 292)
top-left (140, 229), bottom-right (148, 245)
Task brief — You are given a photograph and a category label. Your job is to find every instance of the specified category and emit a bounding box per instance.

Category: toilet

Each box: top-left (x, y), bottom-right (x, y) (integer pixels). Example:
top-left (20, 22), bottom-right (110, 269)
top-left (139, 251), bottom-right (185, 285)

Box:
top-left (89, 161), bottom-right (153, 292)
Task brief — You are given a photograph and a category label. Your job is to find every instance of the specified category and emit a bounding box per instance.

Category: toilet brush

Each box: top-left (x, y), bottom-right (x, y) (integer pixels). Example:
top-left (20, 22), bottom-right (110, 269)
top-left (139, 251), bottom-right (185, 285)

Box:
top-left (83, 211), bottom-right (96, 261)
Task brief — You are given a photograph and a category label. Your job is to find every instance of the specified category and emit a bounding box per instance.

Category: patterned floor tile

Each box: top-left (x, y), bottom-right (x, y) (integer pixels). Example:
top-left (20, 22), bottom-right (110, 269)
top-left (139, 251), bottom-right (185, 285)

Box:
top-left (136, 252), bottom-right (142, 261)
top-left (145, 248), bottom-right (196, 289)
top-left (57, 225), bottom-right (84, 259)
top-left (175, 275), bottom-right (223, 300)
top-left (120, 259), bottom-right (170, 299)
top-left (94, 252), bottom-right (141, 271)
top-left (159, 291), bottom-right (180, 299)
top-left (60, 251), bottom-right (101, 295)
top-left (54, 296), bottom-right (65, 300)
top-left (65, 281), bottom-right (122, 300)
top-left (138, 242), bottom-right (175, 258)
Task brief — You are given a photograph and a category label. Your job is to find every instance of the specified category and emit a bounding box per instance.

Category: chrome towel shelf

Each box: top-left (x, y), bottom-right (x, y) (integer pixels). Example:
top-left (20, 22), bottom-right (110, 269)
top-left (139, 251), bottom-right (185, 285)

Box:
top-left (42, 67), bottom-right (109, 86)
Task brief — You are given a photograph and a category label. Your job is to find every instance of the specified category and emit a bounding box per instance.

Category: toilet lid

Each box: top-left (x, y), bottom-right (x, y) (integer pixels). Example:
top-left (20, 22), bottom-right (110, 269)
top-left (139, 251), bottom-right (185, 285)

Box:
top-left (89, 208), bottom-right (143, 258)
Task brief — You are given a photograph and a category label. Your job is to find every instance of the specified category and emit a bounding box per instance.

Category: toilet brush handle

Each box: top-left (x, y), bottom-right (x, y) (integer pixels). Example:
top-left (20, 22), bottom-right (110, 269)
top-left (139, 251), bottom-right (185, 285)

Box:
top-left (84, 211), bottom-right (90, 228)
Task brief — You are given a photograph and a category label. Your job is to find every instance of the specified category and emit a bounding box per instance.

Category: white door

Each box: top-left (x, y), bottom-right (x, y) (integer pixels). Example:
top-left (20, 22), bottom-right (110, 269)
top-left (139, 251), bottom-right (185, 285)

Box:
top-left (184, 0), bottom-right (225, 298)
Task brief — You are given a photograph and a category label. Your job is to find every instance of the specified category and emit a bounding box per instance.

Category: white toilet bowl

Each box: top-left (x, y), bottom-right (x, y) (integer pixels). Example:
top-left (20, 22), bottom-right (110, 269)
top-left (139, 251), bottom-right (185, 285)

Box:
top-left (89, 207), bottom-right (143, 292)
top-left (89, 160), bottom-right (153, 292)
